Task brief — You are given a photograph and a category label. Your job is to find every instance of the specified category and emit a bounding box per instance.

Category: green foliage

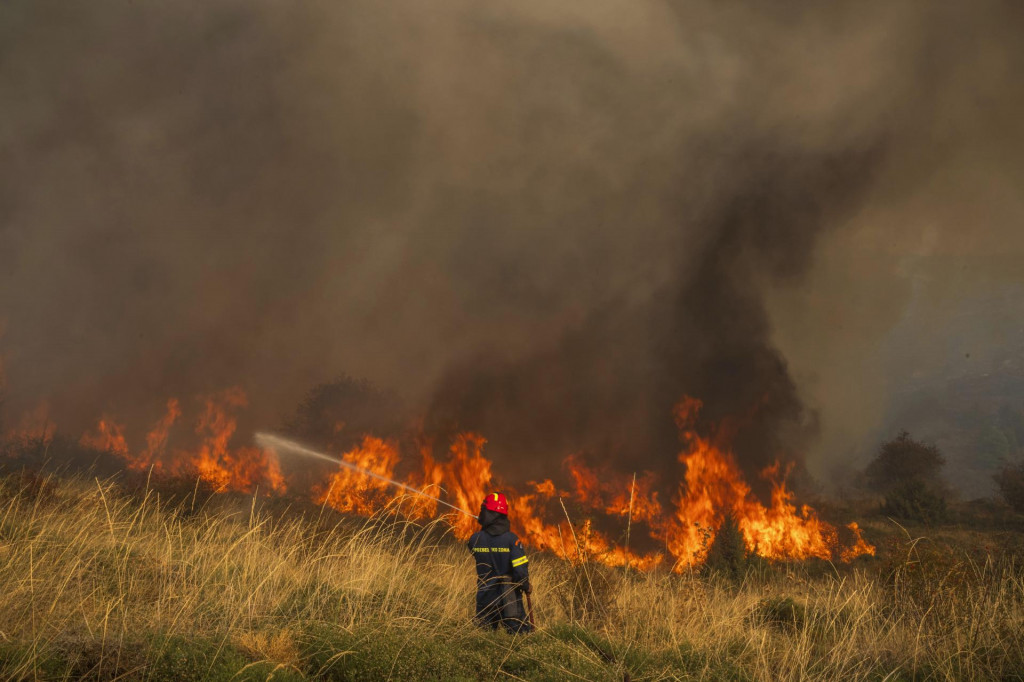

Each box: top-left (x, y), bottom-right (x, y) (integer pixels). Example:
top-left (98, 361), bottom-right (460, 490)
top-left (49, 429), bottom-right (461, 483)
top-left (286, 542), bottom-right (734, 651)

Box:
top-left (299, 624), bottom-right (506, 681)
top-left (882, 480), bottom-right (949, 525)
top-left (0, 635), bottom-right (302, 682)
top-left (703, 512), bottom-right (749, 580)
top-left (995, 461), bottom-right (1024, 513)
top-left (866, 431), bottom-right (945, 492)
top-left (146, 635), bottom-right (252, 682)
top-left (295, 622), bottom-right (756, 682)
top-left (0, 641), bottom-right (75, 680)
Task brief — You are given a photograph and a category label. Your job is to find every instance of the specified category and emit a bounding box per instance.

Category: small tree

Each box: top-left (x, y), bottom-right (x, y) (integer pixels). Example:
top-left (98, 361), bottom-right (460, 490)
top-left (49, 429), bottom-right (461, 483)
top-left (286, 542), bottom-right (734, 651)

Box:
top-left (703, 512), bottom-right (749, 580)
top-left (866, 431), bottom-right (948, 524)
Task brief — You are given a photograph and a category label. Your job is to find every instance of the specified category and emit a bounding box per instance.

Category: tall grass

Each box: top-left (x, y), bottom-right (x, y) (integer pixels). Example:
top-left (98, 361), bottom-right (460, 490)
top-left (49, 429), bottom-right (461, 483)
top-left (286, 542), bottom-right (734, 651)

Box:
top-left (0, 470), bottom-right (1021, 680)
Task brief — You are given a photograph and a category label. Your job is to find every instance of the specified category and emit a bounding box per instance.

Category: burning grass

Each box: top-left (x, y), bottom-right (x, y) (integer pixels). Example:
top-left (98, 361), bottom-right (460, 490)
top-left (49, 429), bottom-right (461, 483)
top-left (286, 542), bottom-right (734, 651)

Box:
top-left (0, 470), bottom-right (1021, 681)
top-left (65, 389), bottom-right (874, 575)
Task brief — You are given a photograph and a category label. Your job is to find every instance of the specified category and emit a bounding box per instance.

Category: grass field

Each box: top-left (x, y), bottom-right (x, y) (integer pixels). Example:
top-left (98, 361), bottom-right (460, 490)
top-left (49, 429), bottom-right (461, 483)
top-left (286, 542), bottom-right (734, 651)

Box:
top-left (0, 468), bottom-right (1022, 681)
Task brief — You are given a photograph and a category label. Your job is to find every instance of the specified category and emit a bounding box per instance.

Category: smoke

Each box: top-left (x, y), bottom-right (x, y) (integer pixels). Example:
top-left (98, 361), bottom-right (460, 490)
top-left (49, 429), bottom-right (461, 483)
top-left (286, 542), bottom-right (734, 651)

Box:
top-left (1, 1), bottom-right (1022, 484)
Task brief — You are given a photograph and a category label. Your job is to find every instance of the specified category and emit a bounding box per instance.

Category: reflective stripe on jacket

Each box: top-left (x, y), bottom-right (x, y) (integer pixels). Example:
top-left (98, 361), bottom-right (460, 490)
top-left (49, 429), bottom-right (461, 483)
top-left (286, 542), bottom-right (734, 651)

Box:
top-left (467, 529), bottom-right (529, 590)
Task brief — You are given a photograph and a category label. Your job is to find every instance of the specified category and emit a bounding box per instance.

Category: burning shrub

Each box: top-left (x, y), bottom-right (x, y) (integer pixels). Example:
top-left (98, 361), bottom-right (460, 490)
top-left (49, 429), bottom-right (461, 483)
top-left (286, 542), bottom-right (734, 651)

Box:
top-left (995, 461), bottom-right (1024, 513)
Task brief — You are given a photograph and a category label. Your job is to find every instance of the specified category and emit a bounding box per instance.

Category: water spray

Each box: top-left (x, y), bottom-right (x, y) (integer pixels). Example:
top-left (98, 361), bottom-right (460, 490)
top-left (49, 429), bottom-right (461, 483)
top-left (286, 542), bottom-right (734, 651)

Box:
top-left (254, 432), bottom-right (477, 518)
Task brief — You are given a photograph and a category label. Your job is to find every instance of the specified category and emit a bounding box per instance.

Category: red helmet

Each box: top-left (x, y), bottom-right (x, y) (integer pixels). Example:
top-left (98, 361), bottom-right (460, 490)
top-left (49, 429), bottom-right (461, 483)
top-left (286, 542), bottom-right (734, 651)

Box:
top-left (482, 492), bottom-right (508, 514)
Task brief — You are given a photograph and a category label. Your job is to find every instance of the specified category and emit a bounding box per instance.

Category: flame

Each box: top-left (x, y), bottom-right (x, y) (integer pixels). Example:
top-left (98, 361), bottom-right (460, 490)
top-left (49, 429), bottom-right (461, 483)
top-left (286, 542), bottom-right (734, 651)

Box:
top-left (80, 417), bottom-right (129, 456)
top-left (840, 522), bottom-right (876, 561)
top-left (57, 387), bottom-right (873, 570)
top-left (652, 399), bottom-right (874, 569)
top-left (431, 432), bottom-right (494, 539)
top-left (137, 398), bottom-right (181, 471)
top-left (77, 389), bottom-right (284, 495)
top-left (168, 388), bottom-right (285, 494)
top-left (315, 436), bottom-right (400, 515)
top-left (606, 472), bottom-right (663, 524)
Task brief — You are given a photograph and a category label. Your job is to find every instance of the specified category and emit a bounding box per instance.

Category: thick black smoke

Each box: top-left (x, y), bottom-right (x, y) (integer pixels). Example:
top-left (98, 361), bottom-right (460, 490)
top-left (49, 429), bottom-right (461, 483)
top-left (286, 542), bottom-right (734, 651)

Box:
top-left (1, 0), bottom-right (1022, 486)
top-left (427, 143), bottom-right (885, 480)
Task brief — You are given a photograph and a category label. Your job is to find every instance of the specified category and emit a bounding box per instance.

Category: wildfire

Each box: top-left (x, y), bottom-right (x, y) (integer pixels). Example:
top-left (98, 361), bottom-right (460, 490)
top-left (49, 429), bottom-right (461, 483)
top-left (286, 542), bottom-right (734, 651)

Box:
top-left (315, 436), bottom-right (401, 515)
top-left (646, 398), bottom-right (873, 568)
top-left (80, 418), bottom-right (129, 456)
top-left (77, 389), bottom-right (285, 494)
top-left (55, 389), bottom-right (873, 571)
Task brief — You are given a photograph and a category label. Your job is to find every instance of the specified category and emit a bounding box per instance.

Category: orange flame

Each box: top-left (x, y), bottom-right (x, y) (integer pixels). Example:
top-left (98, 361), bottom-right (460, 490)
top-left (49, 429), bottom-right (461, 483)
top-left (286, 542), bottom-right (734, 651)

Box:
top-left (80, 417), bottom-right (129, 456)
top-left (315, 436), bottom-right (400, 515)
top-left (137, 398), bottom-right (181, 471)
top-left (652, 398), bottom-right (874, 569)
top-left (168, 388), bottom-right (285, 494)
top-left (65, 388), bottom-right (872, 570)
top-left (80, 390), bottom-right (284, 495)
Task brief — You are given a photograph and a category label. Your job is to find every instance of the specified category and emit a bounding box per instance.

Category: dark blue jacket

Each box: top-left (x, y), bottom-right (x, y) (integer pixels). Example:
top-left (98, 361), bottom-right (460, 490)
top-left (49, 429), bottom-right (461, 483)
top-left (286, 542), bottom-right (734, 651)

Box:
top-left (467, 508), bottom-right (532, 633)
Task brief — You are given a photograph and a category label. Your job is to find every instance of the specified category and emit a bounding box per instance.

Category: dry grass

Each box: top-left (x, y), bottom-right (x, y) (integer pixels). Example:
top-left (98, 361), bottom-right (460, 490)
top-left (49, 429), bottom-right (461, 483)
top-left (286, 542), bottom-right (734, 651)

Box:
top-left (0, 470), bottom-right (1022, 681)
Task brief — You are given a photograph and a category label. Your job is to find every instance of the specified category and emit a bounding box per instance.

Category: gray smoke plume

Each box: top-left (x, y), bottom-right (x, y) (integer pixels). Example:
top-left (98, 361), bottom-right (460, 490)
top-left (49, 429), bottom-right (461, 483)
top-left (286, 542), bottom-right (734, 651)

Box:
top-left (1, 0), bottom-right (1022, 487)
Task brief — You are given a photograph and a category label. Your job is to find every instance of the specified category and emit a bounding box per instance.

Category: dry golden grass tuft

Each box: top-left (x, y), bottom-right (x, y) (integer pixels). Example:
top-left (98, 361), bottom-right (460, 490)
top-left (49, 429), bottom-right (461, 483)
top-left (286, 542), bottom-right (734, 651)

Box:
top-left (0, 470), bottom-right (1021, 680)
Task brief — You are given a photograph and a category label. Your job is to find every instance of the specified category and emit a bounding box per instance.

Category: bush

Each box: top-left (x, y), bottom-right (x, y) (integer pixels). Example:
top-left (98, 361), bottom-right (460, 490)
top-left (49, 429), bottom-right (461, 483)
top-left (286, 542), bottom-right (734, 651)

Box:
top-left (995, 461), bottom-right (1024, 513)
top-left (865, 432), bottom-right (948, 523)
top-left (703, 512), bottom-right (749, 580)
top-left (866, 431), bottom-right (945, 492)
top-left (882, 480), bottom-right (949, 525)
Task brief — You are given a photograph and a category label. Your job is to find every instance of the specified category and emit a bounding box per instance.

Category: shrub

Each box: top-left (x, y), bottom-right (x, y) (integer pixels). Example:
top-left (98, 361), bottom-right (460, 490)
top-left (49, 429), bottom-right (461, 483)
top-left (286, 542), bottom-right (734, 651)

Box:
top-left (881, 480), bottom-right (949, 525)
top-left (866, 431), bottom-right (945, 492)
top-left (703, 512), bottom-right (749, 580)
top-left (865, 432), bottom-right (948, 523)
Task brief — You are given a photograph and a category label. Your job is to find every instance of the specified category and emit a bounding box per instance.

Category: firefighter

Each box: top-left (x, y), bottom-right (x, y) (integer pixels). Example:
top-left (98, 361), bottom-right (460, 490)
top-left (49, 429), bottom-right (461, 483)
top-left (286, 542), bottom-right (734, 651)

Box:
top-left (467, 492), bottom-right (533, 634)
